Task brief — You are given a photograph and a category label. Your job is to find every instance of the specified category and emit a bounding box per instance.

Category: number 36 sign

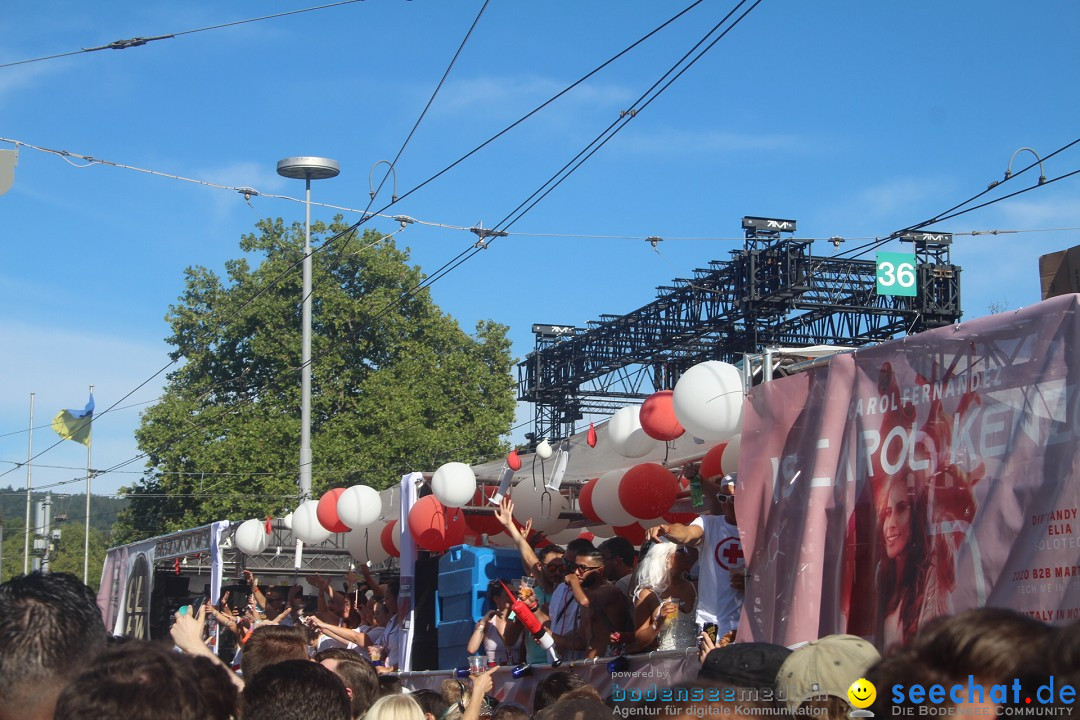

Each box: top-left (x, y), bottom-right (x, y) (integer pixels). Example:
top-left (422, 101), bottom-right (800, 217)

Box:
top-left (876, 251), bottom-right (917, 297)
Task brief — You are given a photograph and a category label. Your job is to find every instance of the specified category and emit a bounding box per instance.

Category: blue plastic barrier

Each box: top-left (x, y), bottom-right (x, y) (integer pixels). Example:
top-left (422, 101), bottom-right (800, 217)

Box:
top-left (435, 544), bottom-right (523, 670)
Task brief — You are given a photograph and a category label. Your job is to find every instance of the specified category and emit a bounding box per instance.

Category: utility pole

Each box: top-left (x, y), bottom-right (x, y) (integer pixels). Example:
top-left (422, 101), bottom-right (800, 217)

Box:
top-left (35, 493), bottom-right (54, 573)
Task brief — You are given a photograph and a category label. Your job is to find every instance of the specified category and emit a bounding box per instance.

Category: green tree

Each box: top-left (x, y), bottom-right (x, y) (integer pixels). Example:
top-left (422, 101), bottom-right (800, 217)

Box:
top-left (114, 219), bottom-right (515, 543)
top-left (0, 517), bottom-right (108, 591)
top-left (48, 521), bottom-right (110, 589)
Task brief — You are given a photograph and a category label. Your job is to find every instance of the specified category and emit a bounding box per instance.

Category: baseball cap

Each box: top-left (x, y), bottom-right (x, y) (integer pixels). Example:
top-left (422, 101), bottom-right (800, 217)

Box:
top-left (776, 634), bottom-right (881, 714)
top-left (699, 642), bottom-right (792, 688)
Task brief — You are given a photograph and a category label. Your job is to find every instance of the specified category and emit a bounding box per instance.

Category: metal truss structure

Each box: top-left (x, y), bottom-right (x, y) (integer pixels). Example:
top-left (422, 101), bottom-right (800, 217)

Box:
top-left (517, 217), bottom-right (962, 442)
top-left (151, 522), bottom-right (388, 579)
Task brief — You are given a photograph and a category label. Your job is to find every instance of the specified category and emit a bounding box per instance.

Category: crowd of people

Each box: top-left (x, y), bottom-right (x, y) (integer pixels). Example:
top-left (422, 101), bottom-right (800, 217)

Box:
top-left (1, 464), bottom-right (1076, 719)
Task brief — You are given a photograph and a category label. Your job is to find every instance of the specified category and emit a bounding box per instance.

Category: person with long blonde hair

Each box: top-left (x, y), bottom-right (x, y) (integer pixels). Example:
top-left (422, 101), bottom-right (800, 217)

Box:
top-left (630, 541), bottom-right (698, 652)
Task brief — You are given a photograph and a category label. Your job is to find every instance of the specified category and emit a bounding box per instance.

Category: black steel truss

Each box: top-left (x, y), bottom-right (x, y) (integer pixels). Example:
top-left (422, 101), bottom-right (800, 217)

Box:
top-left (517, 217), bottom-right (962, 442)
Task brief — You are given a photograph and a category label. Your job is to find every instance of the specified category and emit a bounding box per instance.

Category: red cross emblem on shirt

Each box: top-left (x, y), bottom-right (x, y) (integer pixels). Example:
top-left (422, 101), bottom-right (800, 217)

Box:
top-left (715, 536), bottom-right (743, 570)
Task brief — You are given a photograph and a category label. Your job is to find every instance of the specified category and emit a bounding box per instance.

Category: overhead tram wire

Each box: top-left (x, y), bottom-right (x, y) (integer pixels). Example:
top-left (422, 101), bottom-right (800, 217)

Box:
top-left (404, 0), bottom-right (764, 300)
top-left (10, 134), bottom-right (1076, 251)
top-left (2, 2), bottom-right (730, 485)
top-left (39, 166), bottom-right (1078, 497)
top-left (279, 0), bottom-right (718, 365)
top-left (0, 0), bottom-right (368, 70)
top-left (829, 135), bottom-right (1080, 264)
top-left (185, 0), bottom-right (711, 388)
top-left (358, 0), bottom-right (490, 248)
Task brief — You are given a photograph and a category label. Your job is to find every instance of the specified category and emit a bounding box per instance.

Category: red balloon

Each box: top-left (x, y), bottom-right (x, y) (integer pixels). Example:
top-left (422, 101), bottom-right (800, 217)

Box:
top-left (577, 530), bottom-right (596, 543)
top-left (578, 478), bottom-right (601, 523)
top-left (699, 443), bottom-right (729, 483)
top-left (316, 488), bottom-right (349, 533)
top-left (663, 511), bottom-right (700, 524)
top-left (639, 390), bottom-right (685, 441)
top-left (618, 463), bottom-right (679, 519)
top-left (408, 495), bottom-right (466, 553)
top-left (613, 523), bottom-right (646, 545)
top-left (507, 450), bottom-right (522, 471)
top-left (381, 520), bottom-right (400, 558)
top-left (465, 486), bottom-right (505, 537)
top-left (587, 423), bottom-right (597, 448)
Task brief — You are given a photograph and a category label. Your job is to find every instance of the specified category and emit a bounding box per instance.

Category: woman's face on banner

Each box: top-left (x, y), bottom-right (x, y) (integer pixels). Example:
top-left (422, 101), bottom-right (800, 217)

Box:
top-left (882, 480), bottom-right (912, 559)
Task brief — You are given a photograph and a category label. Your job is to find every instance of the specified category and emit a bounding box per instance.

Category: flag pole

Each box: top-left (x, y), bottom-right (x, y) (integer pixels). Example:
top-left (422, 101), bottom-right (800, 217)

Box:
top-left (83, 384), bottom-right (93, 584)
top-left (23, 393), bottom-right (35, 575)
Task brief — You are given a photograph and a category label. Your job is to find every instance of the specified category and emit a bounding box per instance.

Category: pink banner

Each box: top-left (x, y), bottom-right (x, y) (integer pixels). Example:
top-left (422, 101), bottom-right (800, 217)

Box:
top-left (738, 294), bottom-right (1080, 649)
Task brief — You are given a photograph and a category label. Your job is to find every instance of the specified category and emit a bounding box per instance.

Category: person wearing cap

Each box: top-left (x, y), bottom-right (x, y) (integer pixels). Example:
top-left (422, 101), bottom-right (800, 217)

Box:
top-left (775, 634), bottom-right (881, 720)
top-left (698, 641), bottom-right (792, 690)
top-left (645, 470), bottom-right (744, 637)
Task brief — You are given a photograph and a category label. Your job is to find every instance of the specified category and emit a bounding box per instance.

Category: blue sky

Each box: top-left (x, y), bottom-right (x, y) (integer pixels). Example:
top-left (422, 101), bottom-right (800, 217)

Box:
top-left (1, 0), bottom-right (1078, 503)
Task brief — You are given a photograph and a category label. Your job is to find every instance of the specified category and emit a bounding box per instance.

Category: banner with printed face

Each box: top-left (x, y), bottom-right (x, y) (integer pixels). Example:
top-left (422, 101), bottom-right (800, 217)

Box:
top-left (737, 293), bottom-right (1080, 648)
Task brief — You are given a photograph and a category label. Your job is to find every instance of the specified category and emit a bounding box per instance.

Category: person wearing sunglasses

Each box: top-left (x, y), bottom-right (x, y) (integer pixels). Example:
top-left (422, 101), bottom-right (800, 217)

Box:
top-left (552, 547), bottom-right (635, 660)
top-left (645, 472), bottom-right (744, 640)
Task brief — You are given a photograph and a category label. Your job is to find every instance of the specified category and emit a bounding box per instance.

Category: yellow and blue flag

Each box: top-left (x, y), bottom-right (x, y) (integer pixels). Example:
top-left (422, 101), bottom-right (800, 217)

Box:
top-left (52, 394), bottom-right (94, 446)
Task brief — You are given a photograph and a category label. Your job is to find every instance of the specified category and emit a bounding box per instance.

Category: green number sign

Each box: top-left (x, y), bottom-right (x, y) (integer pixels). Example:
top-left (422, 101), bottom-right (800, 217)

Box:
top-left (876, 252), bottom-right (917, 297)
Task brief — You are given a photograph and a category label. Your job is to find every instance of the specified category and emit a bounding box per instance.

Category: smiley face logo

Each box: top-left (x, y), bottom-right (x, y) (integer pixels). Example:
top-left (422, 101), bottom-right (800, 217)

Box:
top-left (847, 678), bottom-right (876, 709)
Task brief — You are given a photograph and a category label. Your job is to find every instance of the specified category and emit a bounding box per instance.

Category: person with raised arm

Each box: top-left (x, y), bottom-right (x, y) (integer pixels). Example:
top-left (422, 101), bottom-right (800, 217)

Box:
top-left (494, 497), bottom-right (565, 614)
top-left (646, 472), bottom-right (744, 638)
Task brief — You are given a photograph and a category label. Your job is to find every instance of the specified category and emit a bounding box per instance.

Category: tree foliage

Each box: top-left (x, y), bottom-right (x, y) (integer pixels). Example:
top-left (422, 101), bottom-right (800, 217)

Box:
top-left (0, 516), bottom-right (109, 590)
top-left (114, 219), bottom-right (515, 542)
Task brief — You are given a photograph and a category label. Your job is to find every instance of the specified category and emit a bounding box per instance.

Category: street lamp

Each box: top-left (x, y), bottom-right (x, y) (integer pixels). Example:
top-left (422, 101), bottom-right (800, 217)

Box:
top-left (276, 157), bottom-right (339, 510)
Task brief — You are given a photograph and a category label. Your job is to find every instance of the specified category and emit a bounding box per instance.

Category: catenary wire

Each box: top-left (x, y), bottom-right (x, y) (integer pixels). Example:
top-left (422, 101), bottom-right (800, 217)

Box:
top-left (0, 0), bottom-right (368, 70)
top-left (403, 0), bottom-right (763, 300)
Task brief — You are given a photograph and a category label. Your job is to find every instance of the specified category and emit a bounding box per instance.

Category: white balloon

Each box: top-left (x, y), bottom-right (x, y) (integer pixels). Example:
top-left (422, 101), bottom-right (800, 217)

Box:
top-left (592, 469), bottom-right (636, 526)
top-left (721, 433), bottom-right (741, 476)
top-left (431, 462), bottom-right (477, 508)
top-left (292, 500), bottom-right (332, 544)
top-left (672, 361), bottom-right (744, 442)
top-left (282, 512), bottom-right (294, 530)
top-left (607, 406), bottom-right (657, 458)
top-left (346, 525), bottom-right (389, 564)
top-left (234, 518), bottom-right (269, 555)
top-left (511, 485), bottom-right (569, 535)
top-left (535, 439), bottom-right (553, 459)
top-left (338, 485), bottom-right (382, 529)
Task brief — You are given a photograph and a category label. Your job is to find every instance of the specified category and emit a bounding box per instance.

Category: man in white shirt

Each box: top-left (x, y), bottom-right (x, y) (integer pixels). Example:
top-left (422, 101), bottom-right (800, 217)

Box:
top-left (646, 472), bottom-right (744, 634)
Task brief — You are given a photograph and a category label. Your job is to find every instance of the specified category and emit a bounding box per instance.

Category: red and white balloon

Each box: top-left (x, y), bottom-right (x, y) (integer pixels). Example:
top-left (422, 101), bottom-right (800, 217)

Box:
top-left (639, 390), bottom-right (684, 441)
top-left (592, 469), bottom-right (636, 526)
top-left (607, 406), bottom-right (657, 458)
top-left (618, 463), bottom-right (679, 520)
top-left (408, 495), bottom-right (466, 553)
top-left (317, 488), bottom-right (349, 533)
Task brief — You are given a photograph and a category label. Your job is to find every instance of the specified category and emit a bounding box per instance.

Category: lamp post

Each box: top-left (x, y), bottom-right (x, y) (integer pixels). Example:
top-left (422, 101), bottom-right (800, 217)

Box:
top-left (276, 157), bottom-right (339, 513)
